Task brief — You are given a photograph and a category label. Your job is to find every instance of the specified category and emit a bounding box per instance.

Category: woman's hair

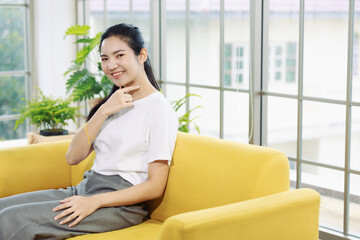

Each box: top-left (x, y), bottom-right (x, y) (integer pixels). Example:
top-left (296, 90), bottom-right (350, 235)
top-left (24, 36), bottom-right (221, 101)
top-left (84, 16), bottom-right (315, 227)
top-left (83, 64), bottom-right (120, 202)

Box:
top-left (87, 23), bottom-right (160, 121)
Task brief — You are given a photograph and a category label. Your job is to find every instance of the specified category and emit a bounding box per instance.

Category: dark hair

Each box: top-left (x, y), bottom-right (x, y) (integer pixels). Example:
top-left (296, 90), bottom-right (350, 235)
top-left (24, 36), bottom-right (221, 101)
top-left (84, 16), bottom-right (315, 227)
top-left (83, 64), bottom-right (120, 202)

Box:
top-left (87, 23), bottom-right (160, 121)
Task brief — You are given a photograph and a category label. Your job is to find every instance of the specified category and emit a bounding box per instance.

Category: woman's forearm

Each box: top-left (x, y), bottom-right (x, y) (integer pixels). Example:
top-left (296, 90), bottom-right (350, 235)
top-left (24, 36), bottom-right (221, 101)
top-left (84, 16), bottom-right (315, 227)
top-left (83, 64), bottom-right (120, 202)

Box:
top-left (92, 180), bottom-right (164, 208)
top-left (65, 107), bottom-right (109, 165)
top-left (92, 161), bottom-right (170, 208)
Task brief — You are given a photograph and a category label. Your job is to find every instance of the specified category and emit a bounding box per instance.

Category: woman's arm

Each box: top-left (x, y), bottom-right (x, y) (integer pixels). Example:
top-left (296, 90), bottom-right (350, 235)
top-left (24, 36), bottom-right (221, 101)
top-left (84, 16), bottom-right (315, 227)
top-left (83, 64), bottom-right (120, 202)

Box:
top-left (65, 86), bottom-right (140, 165)
top-left (53, 160), bottom-right (170, 227)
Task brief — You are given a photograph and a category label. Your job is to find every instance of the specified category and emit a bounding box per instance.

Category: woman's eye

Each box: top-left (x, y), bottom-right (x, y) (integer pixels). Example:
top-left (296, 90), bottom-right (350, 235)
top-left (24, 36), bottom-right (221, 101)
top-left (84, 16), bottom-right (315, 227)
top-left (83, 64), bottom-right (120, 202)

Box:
top-left (117, 54), bottom-right (124, 58)
top-left (101, 58), bottom-right (107, 62)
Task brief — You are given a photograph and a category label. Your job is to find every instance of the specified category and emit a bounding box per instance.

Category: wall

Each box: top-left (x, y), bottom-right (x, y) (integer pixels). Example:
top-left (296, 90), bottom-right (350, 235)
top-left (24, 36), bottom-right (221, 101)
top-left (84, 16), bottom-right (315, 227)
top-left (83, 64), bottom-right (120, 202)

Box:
top-left (32, 0), bottom-right (76, 98)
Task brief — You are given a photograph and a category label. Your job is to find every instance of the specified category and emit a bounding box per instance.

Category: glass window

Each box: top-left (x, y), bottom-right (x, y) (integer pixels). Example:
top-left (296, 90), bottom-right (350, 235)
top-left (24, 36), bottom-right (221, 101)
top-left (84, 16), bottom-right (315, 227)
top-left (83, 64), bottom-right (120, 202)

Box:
top-left (237, 46), bottom-right (243, 57)
top-left (275, 72), bottom-right (281, 80)
top-left (353, 2), bottom-right (360, 103)
top-left (275, 46), bottom-right (282, 55)
top-left (350, 174), bottom-right (360, 237)
top-left (224, 74), bottom-right (231, 87)
top-left (286, 71), bottom-right (295, 82)
top-left (302, 101), bottom-right (346, 168)
top-left (189, 0), bottom-right (220, 87)
top-left (225, 0), bottom-right (250, 91)
top-left (268, 1), bottom-right (298, 94)
top-left (189, 87), bottom-right (219, 138)
top-left (225, 44), bottom-right (232, 58)
top-left (302, 164), bottom-right (344, 232)
top-left (224, 91), bottom-right (249, 142)
top-left (237, 74), bottom-right (243, 83)
top-left (166, 0), bottom-right (186, 83)
top-left (0, 7), bottom-right (25, 72)
top-left (267, 96), bottom-right (297, 158)
top-left (275, 59), bottom-right (282, 67)
top-left (0, 4), bottom-right (29, 141)
top-left (225, 61), bottom-right (231, 71)
top-left (303, 0), bottom-right (348, 100)
top-left (351, 107), bottom-right (360, 172)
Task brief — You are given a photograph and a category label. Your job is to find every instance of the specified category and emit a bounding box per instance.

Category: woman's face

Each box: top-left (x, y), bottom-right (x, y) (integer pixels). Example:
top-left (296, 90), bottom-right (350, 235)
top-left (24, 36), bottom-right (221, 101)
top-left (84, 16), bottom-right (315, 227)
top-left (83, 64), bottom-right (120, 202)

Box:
top-left (100, 36), bottom-right (144, 88)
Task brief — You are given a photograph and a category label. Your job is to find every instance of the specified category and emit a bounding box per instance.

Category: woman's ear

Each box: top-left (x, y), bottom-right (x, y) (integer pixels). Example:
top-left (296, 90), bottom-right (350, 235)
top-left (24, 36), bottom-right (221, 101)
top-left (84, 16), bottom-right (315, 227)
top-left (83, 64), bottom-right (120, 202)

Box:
top-left (139, 48), bottom-right (148, 64)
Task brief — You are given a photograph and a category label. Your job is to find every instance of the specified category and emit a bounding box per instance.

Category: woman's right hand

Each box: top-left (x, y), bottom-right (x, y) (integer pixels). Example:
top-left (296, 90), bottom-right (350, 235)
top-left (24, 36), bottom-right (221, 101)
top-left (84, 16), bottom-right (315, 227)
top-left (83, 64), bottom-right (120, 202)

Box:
top-left (100, 86), bottom-right (140, 116)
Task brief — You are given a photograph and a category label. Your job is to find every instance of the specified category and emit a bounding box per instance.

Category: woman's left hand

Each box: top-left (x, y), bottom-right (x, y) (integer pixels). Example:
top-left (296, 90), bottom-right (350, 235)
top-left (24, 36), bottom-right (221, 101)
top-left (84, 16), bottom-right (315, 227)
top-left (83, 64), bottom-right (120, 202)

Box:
top-left (53, 195), bottom-right (100, 228)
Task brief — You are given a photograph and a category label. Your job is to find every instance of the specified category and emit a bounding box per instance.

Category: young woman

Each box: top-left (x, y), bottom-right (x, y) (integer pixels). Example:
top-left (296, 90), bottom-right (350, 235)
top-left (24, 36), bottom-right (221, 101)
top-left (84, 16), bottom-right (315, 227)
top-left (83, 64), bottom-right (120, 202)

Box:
top-left (0, 23), bottom-right (178, 239)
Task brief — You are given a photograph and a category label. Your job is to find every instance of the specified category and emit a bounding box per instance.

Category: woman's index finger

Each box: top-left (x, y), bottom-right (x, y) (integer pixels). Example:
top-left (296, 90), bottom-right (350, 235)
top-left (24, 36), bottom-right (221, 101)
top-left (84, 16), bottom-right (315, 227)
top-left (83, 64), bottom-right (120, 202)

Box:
top-left (119, 85), bottom-right (140, 94)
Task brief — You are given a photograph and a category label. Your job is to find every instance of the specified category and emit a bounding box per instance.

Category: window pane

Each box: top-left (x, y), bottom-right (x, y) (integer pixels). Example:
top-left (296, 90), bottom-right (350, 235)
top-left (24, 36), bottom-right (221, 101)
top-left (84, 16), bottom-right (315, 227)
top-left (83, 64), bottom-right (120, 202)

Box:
top-left (132, 0), bottom-right (150, 49)
top-left (350, 174), bottom-right (360, 238)
top-left (189, 87), bottom-right (219, 137)
top-left (0, 0), bottom-right (26, 3)
top-left (190, 0), bottom-right (220, 87)
top-left (107, 0), bottom-right (130, 27)
top-left (0, 76), bottom-right (26, 115)
top-left (353, 1), bottom-right (360, 103)
top-left (289, 161), bottom-right (296, 190)
top-left (224, 91), bottom-right (248, 143)
top-left (166, 0), bottom-right (186, 83)
top-left (267, 96), bottom-right (297, 158)
top-left (303, 1), bottom-right (348, 100)
top-left (162, 84), bottom-right (186, 116)
top-left (302, 101), bottom-right (346, 167)
top-left (224, 0), bottom-right (250, 90)
top-left (351, 107), bottom-right (360, 171)
top-left (302, 164), bottom-right (344, 232)
top-left (267, 0), bottom-right (298, 94)
top-left (0, 7), bottom-right (26, 72)
top-left (0, 119), bottom-right (26, 141)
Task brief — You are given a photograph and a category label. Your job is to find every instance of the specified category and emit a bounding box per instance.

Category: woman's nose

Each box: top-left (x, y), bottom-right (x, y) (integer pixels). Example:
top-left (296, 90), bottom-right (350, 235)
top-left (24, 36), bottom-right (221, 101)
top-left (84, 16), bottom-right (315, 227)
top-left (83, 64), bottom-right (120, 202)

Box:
top-left (108, 58), bottom-right (118, 70)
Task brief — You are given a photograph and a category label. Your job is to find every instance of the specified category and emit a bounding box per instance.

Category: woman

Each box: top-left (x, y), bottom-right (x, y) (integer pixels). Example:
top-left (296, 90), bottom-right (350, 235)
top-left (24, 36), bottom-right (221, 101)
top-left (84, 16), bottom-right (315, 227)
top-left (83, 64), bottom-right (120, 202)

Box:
top-left (0, 23), bottom-right (178, 239)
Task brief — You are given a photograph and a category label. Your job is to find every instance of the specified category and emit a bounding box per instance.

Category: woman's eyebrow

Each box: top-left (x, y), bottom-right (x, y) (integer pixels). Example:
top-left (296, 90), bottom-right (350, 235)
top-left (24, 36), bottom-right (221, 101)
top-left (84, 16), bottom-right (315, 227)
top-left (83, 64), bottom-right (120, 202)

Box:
top-left (100, 49), bottom-right (125, 58)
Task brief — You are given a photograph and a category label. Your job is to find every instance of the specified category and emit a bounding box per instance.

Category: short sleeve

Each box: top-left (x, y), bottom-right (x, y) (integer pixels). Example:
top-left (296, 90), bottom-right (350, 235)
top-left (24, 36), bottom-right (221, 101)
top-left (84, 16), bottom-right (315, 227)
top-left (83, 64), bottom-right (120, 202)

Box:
top-left (148, 104), bottom-right (179, 165)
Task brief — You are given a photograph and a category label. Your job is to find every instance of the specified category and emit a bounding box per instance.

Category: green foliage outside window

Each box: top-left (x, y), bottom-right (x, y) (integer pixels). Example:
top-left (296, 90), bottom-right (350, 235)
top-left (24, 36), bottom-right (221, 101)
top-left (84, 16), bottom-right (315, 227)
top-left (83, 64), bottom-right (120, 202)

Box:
top-left (0, 7), bottom-right (27, 140)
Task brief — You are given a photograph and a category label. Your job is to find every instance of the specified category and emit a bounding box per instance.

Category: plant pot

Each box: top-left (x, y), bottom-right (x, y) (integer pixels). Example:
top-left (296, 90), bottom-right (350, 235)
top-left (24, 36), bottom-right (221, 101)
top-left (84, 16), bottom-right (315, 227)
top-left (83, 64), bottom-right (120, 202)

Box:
top-left (39, 129), bottom-right (68, 136)
top-left (27, 131), bottom-right (75, 144)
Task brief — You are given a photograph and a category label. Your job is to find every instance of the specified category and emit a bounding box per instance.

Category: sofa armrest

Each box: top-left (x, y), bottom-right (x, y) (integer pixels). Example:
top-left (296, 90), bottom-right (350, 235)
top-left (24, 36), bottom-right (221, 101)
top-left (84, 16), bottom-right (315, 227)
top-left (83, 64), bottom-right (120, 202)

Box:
top-left (157, 188), bottom-right (320, 240)
top-left (0, 140), bottom-right (72, 197)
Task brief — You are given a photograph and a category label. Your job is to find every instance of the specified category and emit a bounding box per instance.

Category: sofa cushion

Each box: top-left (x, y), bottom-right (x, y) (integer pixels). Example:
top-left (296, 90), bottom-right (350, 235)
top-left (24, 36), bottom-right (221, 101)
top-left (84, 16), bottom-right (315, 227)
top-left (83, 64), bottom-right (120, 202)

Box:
top-left (68, 219), bottom-right (162, 240)
top-left (147, 132), bottom-right (289, 222)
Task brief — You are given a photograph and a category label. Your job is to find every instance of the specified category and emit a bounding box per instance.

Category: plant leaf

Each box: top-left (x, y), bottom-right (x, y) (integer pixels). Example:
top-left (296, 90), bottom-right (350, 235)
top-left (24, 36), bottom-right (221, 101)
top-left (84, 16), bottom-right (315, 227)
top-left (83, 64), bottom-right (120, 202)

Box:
top-left (65, 25), bottom-right (91, 36)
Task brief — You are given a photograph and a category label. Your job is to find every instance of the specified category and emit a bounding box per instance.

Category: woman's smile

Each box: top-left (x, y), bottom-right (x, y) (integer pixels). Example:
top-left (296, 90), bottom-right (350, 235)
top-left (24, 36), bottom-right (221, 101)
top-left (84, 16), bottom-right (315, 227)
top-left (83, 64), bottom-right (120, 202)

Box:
top-left (111, 71), bottom-right (125, 79)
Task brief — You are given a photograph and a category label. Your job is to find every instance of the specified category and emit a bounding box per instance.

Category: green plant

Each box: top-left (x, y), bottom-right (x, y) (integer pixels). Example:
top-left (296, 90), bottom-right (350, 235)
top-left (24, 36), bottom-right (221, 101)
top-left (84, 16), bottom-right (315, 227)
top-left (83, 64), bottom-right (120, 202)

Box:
top-left (13, 90), bottom-right (79, 135)
top-left (171, 94), bottom-right (202, 134)
top-left (64, 25), bottom-right (112, 102)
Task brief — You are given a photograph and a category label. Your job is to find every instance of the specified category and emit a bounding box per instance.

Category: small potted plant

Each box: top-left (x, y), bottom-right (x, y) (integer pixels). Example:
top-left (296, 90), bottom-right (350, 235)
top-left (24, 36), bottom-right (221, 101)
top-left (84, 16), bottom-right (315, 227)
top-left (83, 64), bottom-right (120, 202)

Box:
top-left (13, 90), bottom-right (79, 144)
top-left (64, 25), bottom-right (112, 105)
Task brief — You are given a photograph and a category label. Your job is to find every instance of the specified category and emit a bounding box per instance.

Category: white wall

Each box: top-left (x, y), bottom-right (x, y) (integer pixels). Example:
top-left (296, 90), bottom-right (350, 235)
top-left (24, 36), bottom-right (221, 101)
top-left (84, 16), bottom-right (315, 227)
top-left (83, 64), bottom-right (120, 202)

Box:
top-left (33, 0), bottom-right (76, 98)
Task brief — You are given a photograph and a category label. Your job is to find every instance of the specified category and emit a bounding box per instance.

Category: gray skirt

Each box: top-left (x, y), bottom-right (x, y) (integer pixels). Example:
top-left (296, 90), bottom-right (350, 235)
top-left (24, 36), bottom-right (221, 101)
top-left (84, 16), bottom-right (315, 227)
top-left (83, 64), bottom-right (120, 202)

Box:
top-left (0, 171), bottom-right (148, 240)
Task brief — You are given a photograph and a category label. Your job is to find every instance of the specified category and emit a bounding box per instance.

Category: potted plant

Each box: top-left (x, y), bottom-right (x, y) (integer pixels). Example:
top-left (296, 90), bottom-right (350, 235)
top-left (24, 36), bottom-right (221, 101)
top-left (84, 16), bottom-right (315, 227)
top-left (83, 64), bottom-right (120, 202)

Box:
top-left (13, 90), bottom-right (79, 144)
top-left (64, 25), bottom-right (112, 104)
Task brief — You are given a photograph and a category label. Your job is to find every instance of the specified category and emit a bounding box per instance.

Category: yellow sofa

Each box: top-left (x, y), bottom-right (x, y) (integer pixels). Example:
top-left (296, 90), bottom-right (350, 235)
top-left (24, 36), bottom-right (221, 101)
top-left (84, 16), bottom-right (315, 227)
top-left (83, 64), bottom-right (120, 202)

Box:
top-left (0, 132), bottom-right (320, 240)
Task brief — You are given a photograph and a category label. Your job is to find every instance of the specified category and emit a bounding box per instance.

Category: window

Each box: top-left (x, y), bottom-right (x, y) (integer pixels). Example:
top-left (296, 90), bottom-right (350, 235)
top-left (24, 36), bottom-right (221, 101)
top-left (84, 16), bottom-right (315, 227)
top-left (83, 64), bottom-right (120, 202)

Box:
top-left (76, 1), bottom-right (360, 238)
top-left (266, 0), bottom-right (359, 238)
top-left (0, 0), bottom-right (29, 141)
top-left (163, 0), bottom-right (250, 142)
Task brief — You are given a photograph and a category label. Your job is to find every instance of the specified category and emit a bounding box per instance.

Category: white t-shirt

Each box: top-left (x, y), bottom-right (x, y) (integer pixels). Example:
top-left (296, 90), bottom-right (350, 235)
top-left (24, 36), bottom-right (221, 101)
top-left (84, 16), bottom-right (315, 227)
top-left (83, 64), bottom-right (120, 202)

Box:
top-left (91, 91), bottom-right (179, 186)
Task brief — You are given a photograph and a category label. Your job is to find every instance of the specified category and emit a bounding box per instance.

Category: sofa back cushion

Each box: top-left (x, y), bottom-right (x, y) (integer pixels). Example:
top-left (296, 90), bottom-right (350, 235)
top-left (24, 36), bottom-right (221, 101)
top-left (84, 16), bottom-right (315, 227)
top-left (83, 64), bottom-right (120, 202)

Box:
top-left (147, 132), bottom-right (289, 222)
top-left (0, 140), bottom-right (72, 197)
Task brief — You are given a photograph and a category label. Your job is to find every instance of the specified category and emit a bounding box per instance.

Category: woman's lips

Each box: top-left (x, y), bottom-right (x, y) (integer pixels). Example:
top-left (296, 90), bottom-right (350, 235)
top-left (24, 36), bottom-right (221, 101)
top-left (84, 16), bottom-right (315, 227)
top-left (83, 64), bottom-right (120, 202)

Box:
top-left (111, 71), bottom-right (124, 79)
